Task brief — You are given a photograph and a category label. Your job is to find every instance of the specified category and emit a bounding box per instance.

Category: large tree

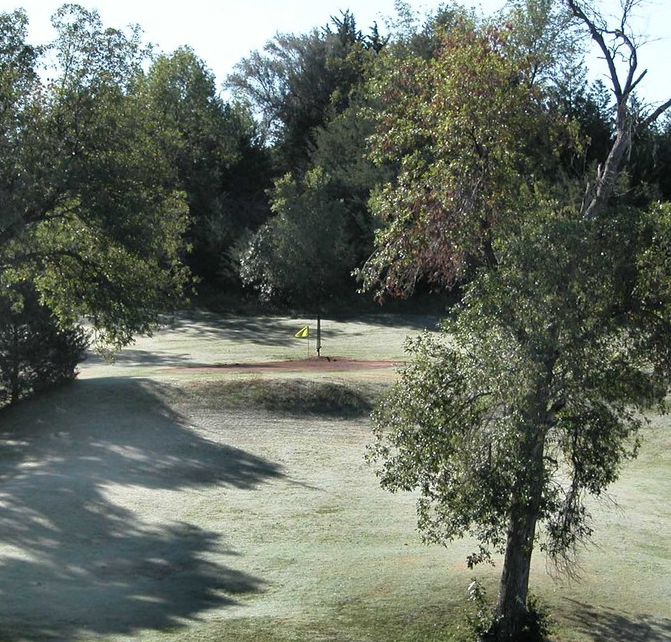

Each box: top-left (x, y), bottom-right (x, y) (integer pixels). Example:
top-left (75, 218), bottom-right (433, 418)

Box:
top-left (228, 12), bottom-right (390, 308)
top-left (227, 11), bottom-right (382, 175)
top-left (0, 5), bottom-right (190, 352)
top-left (361, 1), bottom-right (671, 640)
top-left (143, 48), bottom-right (271, 284)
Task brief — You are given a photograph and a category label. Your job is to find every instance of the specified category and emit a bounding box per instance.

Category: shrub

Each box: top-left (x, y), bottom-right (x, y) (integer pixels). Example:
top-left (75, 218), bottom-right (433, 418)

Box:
top-left (457, 579), bottom-right (553, 642)
top-left (0, 284), bottom-right (88, 406)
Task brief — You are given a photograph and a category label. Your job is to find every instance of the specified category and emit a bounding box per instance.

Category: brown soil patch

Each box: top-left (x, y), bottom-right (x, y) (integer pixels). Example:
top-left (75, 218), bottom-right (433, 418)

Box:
top-left (170, 357), bottom-right (401, 374)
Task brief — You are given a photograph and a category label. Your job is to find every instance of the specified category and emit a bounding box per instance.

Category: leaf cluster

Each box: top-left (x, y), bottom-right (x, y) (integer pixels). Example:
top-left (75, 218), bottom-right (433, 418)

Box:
top-left (239, 168), bottom-right (355, 305)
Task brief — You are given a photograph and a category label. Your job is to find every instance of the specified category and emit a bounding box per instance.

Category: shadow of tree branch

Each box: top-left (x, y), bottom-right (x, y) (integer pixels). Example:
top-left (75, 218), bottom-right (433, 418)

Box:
top-left (565, 599), bottom-right (671, 642)
top-left (0, 378), bottom-right (284, 639)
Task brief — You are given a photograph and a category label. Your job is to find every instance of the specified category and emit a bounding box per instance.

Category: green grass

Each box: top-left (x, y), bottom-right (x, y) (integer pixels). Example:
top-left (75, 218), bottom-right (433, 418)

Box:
top-left (80, 310), bottom-right (438, 381)
top-left (0, 312), bottom-right (669, 642)
top-left (173, 378), bottom-right (385, 417)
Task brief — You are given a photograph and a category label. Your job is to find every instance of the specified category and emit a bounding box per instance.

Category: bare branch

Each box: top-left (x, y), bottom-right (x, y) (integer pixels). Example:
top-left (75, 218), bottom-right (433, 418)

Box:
top-left (565, 0), bottom-right (623, 99)
top-left (641, 97), bottom-right (671, 129)
top-left (565, 0), bottom-right (671, 218)
top-left (629, 68), bottom-right (647, 94)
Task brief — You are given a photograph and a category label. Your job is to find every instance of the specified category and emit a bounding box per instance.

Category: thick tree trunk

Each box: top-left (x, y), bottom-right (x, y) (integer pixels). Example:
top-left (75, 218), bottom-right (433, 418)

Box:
top-left (494, 498), bottom-right (540, 639)
top-left (493, 401), bottom-right (549, 640)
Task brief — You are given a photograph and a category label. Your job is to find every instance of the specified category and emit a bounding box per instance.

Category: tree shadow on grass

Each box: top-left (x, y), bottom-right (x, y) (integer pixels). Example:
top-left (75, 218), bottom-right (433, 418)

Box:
top-left (565, 599), bottom-right (671, 642)
top-left (167, 311), bottom-right (312, 347)
top-left (84, 348), bottom-right (198, 368)
top-left (0, 379), bottom-right (284, 640)
top-left (83, 312), bottom-right (442, 371)
top-left (165, 311), bottom-right (440, 347)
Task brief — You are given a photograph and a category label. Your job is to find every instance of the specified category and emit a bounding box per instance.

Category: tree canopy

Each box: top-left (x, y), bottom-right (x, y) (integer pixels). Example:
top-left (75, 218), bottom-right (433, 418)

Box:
top-left (239, 168), bottom-right (354, 306)
top-left (227, 10), bottom-right (382, 175)
top-left (0, 5), bottom-right (190, 352)
top-left (143, 47), bottom-right (271, 284)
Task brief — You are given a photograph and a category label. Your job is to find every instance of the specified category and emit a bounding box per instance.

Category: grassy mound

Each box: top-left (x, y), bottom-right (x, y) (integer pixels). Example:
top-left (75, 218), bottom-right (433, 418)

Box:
top-left (174, 377), bottom-right (387, 418)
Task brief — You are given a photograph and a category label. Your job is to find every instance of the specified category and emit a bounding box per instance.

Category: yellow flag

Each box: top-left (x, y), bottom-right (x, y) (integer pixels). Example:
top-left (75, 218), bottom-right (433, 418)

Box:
top-left (295, 325), bottom-right (309, 338)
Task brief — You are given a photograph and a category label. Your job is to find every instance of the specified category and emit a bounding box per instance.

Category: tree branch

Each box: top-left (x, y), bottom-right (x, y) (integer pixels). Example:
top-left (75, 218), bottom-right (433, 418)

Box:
top-left (564, 0), bottom-right (671, 218)
top-left (565, 0), bottom-right (623, 100)
top-left (641, 97), bottom-right (671, 130)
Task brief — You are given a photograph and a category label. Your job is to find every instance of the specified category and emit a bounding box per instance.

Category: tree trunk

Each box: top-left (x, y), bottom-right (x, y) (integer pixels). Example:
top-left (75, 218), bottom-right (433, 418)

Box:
top-left (493, 401), bottom-right (549, 640)
top-left (494, 496), bottom-right (540, 639)
top-left (10, 323), bottom-right (20, 405)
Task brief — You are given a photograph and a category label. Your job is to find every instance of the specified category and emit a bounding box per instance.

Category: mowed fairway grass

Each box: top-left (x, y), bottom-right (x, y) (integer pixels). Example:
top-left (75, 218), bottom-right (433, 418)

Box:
top-left (0, 311), bottom-right (669, 642)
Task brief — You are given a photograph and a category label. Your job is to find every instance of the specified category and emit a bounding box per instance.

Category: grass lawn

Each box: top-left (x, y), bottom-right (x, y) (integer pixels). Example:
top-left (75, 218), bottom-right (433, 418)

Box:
top-left (0, 311), bottom-right (668, 641)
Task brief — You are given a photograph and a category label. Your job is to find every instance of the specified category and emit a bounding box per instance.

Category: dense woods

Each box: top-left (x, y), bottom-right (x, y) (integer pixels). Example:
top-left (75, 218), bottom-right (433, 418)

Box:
top-left (2, 1), bottom-right (671, 639)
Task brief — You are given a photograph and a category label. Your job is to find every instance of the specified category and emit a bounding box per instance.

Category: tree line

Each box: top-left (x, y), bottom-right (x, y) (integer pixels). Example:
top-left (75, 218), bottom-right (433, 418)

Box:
top-left (2, 1), bottom-right (671, 639)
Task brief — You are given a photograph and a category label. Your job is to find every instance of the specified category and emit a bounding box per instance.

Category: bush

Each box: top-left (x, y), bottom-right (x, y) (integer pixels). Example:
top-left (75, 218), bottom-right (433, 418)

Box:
top-left (0, 285), bottom-right (89, 406)
top-left (457, 580), bottom-right (553, 642)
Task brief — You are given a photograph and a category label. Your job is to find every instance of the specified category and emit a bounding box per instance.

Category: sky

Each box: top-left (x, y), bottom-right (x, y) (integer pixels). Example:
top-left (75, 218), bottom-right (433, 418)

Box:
top-left (10, 0), bottom-right (671, 106)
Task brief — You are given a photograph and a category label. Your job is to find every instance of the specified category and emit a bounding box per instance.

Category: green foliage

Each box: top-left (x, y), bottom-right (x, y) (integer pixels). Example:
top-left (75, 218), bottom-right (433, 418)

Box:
top-left (502, 0), bottom-right (583, 87)
top-left (227, 11), bottom-right (391, 304)
top-left (478, 594), bottom-right (553, 642)
top-left (362, 2), bottom-right (671, 639)
top-left (143, 48), bottom-right (270, 283)
top-left (311, 100), bottom-right (391, 266)
top-left (359, 17), bottom-right (581, 298)
top-left (0, 9), bottom-right (40, 105)
top-left (240, 168), bottom-right (355, 305)
top-left (455, 580), bottom-right (552, 642)
top-left (0, 5), bottom-right (190, 352)
top-left (0, 284), bottom-right (88, 407)
top-left (369, 199), bottom-right (671, 569)
top-left (227, 11), bottom-right (382, 174)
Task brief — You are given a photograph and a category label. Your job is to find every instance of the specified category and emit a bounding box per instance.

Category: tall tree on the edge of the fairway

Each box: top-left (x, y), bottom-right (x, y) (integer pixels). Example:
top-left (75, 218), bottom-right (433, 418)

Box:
top-left (309, 100), bottom-right (390, 270)
top-left (360, 1), bottom-right (671, 640)
top-left (226, 11), bottom-right (382, 175)
top-left (230, 11), bottom-right (388, 308)
top-left (143, 48), bottom-right (271, 284)
top-left (240, 168), bottom-right (354, 354)
top-left (0, 6), bottom-right (190, 353)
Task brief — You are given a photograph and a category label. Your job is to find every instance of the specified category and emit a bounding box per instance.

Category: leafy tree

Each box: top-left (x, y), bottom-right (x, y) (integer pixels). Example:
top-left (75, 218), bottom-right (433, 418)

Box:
top-left (360, 11), bottom-right (568, 296)
top-left (143, 48), bottom-right (271, 283)
top-left (361, 1), bottom-right (671, 640)
top-left (308, 66), bottom-right (398, 268)
top-left (227, 12), bottom-right (390, 307)
top-left (649, 115), bottom-right (671, 199)
top-left (0, 5), bottom-right (190, 352)
top-left (227, 11), bottom-right (382, 174)
top-left (240, 168), bottom-right (354, 353)
top-left (623, 109), bottom-right (671, 204)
